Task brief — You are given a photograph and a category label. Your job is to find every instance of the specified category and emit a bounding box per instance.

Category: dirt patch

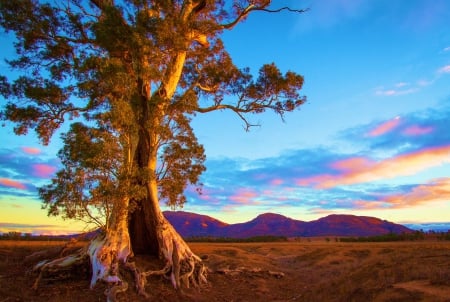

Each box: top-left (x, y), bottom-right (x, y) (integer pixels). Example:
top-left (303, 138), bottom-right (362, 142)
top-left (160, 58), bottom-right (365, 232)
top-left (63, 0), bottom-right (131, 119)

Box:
top-left (1, 240), bottom-right (450, 301)
top-left (394, 280), bottom-right (450, 301)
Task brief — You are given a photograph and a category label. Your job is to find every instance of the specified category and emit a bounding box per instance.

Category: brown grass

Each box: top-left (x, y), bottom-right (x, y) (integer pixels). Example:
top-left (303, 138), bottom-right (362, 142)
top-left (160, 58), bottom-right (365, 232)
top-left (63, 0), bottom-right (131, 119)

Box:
top-left (0, 240), bottom-right (449, 301)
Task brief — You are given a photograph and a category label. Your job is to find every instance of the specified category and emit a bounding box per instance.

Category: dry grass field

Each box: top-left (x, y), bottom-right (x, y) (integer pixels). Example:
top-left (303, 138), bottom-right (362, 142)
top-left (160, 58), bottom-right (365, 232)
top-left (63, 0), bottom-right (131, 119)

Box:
top-left (1, 239), bottom-right (449, 302)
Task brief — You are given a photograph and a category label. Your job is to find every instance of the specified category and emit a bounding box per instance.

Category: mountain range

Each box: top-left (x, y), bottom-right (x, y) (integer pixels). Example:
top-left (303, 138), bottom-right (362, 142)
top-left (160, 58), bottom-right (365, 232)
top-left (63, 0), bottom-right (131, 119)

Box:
top-left (163, 211), bottom-right (412, 238)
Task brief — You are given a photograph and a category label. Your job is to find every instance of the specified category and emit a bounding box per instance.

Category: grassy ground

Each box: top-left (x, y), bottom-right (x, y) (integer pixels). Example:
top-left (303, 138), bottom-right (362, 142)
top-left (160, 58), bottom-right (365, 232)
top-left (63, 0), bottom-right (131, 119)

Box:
top-left (0, 239), bottom-right (449, 301)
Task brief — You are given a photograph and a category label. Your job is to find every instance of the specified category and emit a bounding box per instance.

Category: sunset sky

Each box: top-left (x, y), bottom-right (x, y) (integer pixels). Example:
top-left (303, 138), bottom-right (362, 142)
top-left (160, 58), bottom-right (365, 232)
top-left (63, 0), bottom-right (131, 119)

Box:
top-left (1, 0), bottom-right (450, 235)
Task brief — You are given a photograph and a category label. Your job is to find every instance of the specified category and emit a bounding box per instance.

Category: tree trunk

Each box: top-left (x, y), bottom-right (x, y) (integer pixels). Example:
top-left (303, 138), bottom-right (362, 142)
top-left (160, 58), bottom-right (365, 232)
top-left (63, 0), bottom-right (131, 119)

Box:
top-left (129, 201), bottom-right (159, 255)
top-left (88, 197), bottom-right (132, 288)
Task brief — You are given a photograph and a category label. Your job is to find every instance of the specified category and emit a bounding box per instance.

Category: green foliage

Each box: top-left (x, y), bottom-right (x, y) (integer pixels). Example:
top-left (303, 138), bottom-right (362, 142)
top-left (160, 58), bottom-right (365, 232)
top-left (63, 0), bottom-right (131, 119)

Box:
top-left (0, 0), bottom-right (306, 227)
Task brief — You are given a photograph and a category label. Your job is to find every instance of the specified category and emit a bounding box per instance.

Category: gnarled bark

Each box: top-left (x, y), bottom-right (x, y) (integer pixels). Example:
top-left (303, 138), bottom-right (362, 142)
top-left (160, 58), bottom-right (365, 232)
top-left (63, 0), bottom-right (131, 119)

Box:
top-left (31, 192), bottom-right (206, 301)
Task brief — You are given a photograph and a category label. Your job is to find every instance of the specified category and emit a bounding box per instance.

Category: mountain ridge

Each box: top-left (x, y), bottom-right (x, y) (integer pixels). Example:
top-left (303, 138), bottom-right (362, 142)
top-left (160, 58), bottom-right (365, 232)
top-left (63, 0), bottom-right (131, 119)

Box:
top-left (163, 211), bottom-right (412, 238)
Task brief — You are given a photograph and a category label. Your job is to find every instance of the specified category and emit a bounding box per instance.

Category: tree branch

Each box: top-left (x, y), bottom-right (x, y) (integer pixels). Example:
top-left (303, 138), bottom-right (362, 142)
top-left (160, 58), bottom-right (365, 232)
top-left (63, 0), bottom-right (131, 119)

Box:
top-left (261, 7), bottom-right (309, 14)
top-left (219, 3), bottom-right (308, 30)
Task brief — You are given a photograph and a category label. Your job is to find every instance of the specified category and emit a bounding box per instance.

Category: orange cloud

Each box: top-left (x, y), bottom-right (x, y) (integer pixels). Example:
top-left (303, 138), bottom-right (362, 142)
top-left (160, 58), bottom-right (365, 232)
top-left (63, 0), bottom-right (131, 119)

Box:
top-left (32, 164), bottom-right (57, 178)
top-left (367, 116), bottom-right (401, 137)
top-left (21, 147), bottom-right (41, 155)
top-left (383, 178), bottom-right (450, 208)
top-left (0, 178), bottom-right (27, 190)
top-left (296, 145), bottom-right (450, 189)
top-left (330, 157), bottom-right (375, 172)
top-left (402, 125), bottom-right (434, 136)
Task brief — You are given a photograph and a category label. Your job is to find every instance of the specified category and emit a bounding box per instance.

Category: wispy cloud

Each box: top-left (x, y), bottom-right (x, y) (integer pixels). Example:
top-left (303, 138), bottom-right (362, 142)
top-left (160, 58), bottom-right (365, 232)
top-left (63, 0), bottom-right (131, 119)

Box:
top-left (374, 77), bottom-right (435, 97)
top-left (402, 125), bottom-right (434, 136)
top-left (229, 188), bottom-right (259, 204)
top-left (438, 65), bottom-right (450, 74)
top-left (375, 87), bottom-right (418, 96)
top-left (21, 147), bottom-right (41, 155)
top-left (383, 178), bottom-right (450, 208)
top-left (32, 164), bottom-right (57, 178)
top-left (367, 116), bottom-right (401, 137)
top-left (0, 178), bottom-right (27, 190)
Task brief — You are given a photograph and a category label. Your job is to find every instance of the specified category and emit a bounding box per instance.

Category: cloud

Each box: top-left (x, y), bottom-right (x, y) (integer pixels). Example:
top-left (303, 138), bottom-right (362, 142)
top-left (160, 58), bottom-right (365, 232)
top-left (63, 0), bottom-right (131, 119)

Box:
top-left (32, 164), bottom-right (57, 178)
top-left (330, 157), bottom-right (375, 172)
top-left (340, 105), bottom-right (450, 154)
top-left (0, 178), bottom-right (27, 190)
top-left (0, 147), bottom-right (60, 196)
top-left (21, 147), bottom-right (41, 155)
top-left (382, 178), bottom-right (450, 208)
top-left (229, 188), bottom-right (259, 204)
top-left (375, 88), bottom-right (418, 96)
top-left (374, 77), bottom-right (435, 97)
top-left (296, 145), bottom-right (450, 189)
top-left (270, 178), bottom-right (284, 186)
top-left (444, 47), bottom-right (450, 52)
top-left (367, 116), bottom-right (401, 137)
top-left (438, 65), bottom-right (450, 74)
top-left (402, 125), bottom-right (434, 136)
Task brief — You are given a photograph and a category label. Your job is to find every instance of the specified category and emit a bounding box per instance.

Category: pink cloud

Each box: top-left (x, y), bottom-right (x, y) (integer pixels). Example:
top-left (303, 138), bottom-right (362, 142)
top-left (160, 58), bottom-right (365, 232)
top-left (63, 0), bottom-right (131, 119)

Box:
top-left (367, 116), bottom-right (401, 137)
top-left (270, 178), bottom-right (284, 186)
top-left (32, 164), bottom-right (57, 178)
top-left (383, 178), bottom-right (450, 208)
top-left (21, 147), bottom-right (41, 155)
top-left (0, 178), bottom-right (27, 190)
top-left (296, 145), bottom-right (450, 189)
top-left (229, 188), bottom-right (258, 204)
top-left (402, 125), bottom-right (434, 136)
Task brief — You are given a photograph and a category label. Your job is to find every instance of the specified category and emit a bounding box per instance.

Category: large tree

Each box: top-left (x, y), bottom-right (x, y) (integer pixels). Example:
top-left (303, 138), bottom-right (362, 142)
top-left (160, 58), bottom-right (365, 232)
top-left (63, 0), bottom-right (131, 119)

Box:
top-left (0, 0), bottom-right (307, 299)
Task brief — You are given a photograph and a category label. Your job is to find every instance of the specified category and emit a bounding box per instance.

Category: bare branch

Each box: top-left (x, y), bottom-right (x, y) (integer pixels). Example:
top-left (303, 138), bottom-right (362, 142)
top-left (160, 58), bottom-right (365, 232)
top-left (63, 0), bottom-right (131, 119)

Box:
top-left (261, 7), bottom-right (310, 14)
top-left (219, 4), bottom-right (308, 30)
top-left (219, 4), bottom-right (256, 30)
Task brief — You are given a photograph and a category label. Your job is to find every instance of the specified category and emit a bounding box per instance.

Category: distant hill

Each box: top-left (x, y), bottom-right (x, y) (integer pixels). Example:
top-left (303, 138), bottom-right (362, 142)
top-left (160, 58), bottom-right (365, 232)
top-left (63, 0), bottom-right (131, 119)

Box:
top-left (163, 211), bottom-right (412, 238)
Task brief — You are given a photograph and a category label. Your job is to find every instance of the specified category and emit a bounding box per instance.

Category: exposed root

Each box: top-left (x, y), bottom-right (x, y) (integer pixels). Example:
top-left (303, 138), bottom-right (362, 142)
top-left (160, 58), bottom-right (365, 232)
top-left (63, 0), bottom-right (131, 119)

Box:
top-left (31, 246), bottom-right (89, 290)
top-left (24, 238), bottom-right (80, 266)
top-left (105, 278), bottom-right (128, 302)
top-left (28, 215), bottom-right (208, 301)
top-left (139, 221), bottom-right (208, 291)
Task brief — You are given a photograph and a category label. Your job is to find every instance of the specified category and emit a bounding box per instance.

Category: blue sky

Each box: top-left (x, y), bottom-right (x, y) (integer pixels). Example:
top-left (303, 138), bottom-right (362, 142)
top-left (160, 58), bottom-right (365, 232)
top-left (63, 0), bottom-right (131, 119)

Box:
top-left (1, 0), bottom-right (450, 234)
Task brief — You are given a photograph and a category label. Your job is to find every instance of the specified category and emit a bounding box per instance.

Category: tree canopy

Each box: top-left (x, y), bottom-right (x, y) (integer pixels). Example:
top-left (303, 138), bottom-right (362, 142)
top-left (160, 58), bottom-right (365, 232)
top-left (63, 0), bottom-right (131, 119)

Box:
top-left (0, 0), bottom-right (306, 228)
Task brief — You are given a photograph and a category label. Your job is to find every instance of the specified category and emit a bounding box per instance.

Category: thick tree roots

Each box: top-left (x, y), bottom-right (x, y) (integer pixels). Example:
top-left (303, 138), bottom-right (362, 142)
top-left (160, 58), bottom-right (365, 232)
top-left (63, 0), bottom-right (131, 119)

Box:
top-left (29, 225), bottom-right (207, 302)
